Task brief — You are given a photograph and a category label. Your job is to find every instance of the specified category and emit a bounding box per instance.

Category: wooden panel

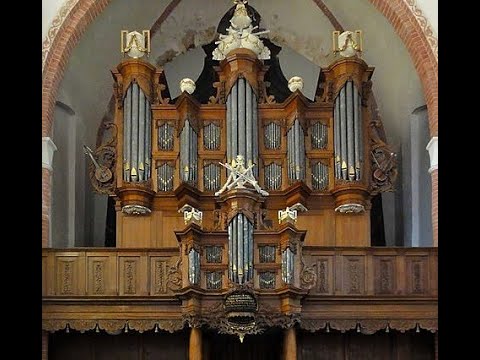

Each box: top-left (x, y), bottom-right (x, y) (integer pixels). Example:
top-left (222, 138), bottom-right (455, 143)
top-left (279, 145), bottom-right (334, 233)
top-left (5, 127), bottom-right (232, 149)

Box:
top-left (297, 210), bottom-right (335, 246)
top-left (122, 215), bottom-right (152, 248)
top-left (161, 213), bottom-right (185, 248)
top-left (406, 256), bottom-right (428, 295)
top-left (315, 256), bottom-right (334, 294)
top-left (119, 254), bottom-right (148, 296)
top-left (334, 212), bottom-right (370, 247)
top-left (342, 255), bottom-right (365, 295)
top-left (374, 256), bottom-right (396, 295)
top-left (54, 252), bottom-right (86, 295)
top-left (150, 257), bottom-right (169, 295)
top-left (86, 254), bottom-right (117, 295)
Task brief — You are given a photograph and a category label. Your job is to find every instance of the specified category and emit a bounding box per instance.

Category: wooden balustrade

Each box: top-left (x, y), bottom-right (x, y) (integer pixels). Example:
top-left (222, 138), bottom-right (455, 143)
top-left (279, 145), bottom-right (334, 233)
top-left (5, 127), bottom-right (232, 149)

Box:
top-left (42, 247), bottom-right (437, 298)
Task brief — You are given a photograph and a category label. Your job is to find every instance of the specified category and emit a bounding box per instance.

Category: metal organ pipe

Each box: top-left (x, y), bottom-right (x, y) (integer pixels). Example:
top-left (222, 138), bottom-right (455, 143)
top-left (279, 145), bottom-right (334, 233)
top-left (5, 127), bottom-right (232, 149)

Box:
top-left (123, 82), bottom-right (152, 183)
top-left (227, 214), bottom-right (253, 284)
top-left (354, 88), bottom-right (362, 180)
top-left (334, 81), bottom-right (363, 181)
top-left (180, 120), bottom-right (198, 186)
top-left (346, 82), bottom-right (355, 181)
top-left (224, 78), bottom-right (259, 285)
top-left (287, 119), bottom-right (306, 183)
top-left (339, 86), bottom-right (347, 180)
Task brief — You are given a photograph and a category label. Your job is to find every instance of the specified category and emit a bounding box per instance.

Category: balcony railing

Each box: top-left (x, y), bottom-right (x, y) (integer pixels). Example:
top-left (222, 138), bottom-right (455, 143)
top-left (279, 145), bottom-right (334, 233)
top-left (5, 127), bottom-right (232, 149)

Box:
top-left (42, 247), bottom-right (437, 298)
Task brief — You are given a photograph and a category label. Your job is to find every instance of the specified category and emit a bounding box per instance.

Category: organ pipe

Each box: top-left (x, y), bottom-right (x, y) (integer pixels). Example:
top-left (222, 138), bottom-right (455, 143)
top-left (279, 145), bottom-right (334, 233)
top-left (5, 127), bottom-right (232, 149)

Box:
top-left (226, 78), bottom-right (259, 175)
top-left (287, 119), bottom-right (306, 182)
top-left (228, 213), bottom-right (253, 284)
top-left (179, 119), bottom-right (198, 186)
top-left (123, 82), bottom-right (152, 182)
top-left (334, 81), bottom-right (363, 181)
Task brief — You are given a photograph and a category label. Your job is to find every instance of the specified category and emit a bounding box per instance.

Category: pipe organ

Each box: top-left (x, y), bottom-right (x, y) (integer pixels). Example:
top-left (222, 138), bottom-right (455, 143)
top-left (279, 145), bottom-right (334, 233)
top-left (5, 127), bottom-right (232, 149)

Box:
top-left (81, 0), bottom-right (409, 351)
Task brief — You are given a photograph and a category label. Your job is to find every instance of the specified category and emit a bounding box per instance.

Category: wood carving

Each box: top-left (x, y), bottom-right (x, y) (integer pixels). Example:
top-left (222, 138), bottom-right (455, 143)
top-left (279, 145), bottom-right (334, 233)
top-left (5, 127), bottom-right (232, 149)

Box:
top-left (87, 122), bottom-right (117, 195)
top-left (167, 256), bottom-right (182, 291)
top-left (209, 80), bottom-right (226, 104)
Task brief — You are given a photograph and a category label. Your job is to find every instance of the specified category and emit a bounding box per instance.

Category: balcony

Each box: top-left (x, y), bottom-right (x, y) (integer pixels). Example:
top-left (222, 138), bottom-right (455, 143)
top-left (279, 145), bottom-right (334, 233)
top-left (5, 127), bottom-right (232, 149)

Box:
top-left (42, 246), bottom-right (437, 334)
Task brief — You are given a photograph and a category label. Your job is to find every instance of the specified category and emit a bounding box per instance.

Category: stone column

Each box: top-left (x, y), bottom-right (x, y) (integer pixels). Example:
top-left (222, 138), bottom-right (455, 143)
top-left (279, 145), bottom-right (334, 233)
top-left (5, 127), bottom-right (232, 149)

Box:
top-left (426, 137), bottom-right (438, 247)
top-left (189, 327), bottom-right (202, 360)
top-left (283, 327), bottom-right (297, 360)
top-left (42, 137), bottom-right (56, 360)
top-left (42, 137), bottom-right (57, 247)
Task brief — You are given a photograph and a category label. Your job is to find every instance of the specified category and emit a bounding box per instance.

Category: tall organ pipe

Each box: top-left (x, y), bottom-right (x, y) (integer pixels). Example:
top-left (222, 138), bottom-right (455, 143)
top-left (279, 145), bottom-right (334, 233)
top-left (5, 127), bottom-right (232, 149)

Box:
top-left (334, 81), bottom-right (363, 181)
top-left (227, 213), bottom-right (253, 284)
top-left (226, 79), bottom-right (258, 170)
top-left (287, 119), bottom-right (306, 182)
top-left (180, 120), bottom-right (198, 186)
top-left (123, 82), bottom-right (152, 182)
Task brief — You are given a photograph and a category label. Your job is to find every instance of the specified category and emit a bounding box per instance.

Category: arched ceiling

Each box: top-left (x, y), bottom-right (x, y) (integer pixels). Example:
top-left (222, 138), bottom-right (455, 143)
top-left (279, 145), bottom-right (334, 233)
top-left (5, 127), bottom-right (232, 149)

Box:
top-left (58, 0), bottom-right (425, 148)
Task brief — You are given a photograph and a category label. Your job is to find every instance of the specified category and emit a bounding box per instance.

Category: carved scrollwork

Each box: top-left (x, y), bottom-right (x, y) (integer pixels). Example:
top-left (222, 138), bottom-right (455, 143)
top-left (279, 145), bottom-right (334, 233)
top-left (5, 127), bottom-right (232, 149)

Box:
top-left (368, 114), bottom-right (398, 195)
top-left (299, 319), bottom-right (327, 332)
top-left (112, 73), bottom-right (124, 109)
top-left (97, 320), bottom-right (126, 334)
top-left (258, 80), bottom-right (275, 104)
top-left (209, 81), bottom-right (226, 104)
top-left (360, 320), bottom-right (388, 335)
top-left (389, 320), bottom-right (416, 333)
top-left (42, 320), bottom-right (68, 332)
top-left (156, 83), bottom-right (170, 105)
top-left (166, 256), bottom-right (182, 291)
top-left (329, 319), bottom-right (357, 333)
top-left (361, 80), bottom-right (372, 106)
top-left (69, 320), bottom-right (97, 333)
top-left (300, 262), bottom-right (317, 290)
top-left (418, 319), bottom-right (438, 333)
top-left (157, 319), bottom-right (186, 333)
top-left (128, 320), bottom-right (156, 333)
top-left (88, 122), bottom-right (118, 195)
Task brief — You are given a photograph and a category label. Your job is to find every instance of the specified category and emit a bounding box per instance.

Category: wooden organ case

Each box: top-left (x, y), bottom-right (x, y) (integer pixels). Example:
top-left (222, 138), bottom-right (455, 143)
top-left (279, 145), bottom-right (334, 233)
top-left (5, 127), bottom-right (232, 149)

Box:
top-left (43, 2), bottom-right (437, 359)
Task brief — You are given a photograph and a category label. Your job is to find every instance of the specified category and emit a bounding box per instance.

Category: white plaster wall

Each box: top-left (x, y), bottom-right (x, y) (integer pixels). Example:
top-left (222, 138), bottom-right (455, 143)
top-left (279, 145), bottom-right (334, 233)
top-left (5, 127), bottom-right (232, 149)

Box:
top-left (42, 0), bottom-right (72, 40)
top-left (416, 0), bottom-right (438, 35)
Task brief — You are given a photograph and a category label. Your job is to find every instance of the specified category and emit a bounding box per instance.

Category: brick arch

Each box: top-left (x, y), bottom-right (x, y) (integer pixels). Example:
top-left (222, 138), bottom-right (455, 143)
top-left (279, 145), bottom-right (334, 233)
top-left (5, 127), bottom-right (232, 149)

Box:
top-left (41, 0), bottom-right (438, 246)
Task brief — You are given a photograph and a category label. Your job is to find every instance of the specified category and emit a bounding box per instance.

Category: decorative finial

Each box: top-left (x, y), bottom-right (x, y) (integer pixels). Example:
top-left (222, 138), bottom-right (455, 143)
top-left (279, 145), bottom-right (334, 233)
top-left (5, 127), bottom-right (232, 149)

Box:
top-left (179, 78), bottom-right (196, 94)
top-left (288, 76), bottom-right (304, 93)
top-left (121, 30), bottom-right (150, 58)
top-left (332, 30), bottom-right (362, 58)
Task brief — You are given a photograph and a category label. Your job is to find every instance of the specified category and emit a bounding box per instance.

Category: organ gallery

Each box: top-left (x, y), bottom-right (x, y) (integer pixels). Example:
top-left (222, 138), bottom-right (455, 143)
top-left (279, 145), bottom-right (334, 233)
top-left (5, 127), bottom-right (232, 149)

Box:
top-left (43, 1), bottom-right (437, 359)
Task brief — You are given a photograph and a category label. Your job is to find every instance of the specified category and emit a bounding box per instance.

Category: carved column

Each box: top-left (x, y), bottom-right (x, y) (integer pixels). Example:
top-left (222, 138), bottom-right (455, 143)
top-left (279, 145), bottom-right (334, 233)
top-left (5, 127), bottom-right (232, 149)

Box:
top-left (189, 327), bottom-right (202, 360)
top-left (434, 332), bottom-right (438, 360)
top-left (283, 327), bottom-right (297, 360)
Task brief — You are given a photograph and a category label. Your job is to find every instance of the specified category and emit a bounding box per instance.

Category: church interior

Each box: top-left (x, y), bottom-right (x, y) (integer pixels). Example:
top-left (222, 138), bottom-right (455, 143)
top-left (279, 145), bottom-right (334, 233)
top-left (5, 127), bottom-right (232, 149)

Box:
top-left (42, 0), bottom-right (438, 359)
